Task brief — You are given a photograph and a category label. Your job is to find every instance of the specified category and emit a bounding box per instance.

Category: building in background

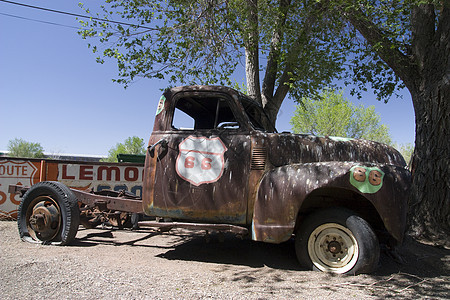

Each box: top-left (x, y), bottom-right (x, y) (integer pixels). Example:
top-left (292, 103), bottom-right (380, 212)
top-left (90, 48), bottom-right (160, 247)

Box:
top-left (0, 156), bottom-right (144, 220)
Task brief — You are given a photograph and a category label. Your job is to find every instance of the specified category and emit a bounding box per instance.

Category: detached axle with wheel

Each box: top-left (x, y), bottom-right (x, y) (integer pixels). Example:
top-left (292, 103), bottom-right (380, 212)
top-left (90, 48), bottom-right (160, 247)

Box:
top-left (18, 181), bottom-right (80, 245)
top-left (15, 181), bottom-right (144, 245)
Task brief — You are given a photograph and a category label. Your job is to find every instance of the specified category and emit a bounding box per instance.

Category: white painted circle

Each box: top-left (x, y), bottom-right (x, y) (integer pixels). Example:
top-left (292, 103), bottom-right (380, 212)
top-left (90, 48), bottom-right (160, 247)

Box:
top-left (307, 223), bottom-right (359, 273)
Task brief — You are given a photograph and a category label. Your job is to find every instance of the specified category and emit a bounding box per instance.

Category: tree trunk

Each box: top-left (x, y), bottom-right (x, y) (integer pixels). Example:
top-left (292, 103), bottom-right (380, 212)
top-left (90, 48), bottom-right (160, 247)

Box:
top-left (244, 0), bottom-right (261, 104)
top-left (408, 81), bottom-right (450, 245)
top-left (405, 3), bottom-right (450, 245)
top-left (344, 2), bottom-right (450, 244)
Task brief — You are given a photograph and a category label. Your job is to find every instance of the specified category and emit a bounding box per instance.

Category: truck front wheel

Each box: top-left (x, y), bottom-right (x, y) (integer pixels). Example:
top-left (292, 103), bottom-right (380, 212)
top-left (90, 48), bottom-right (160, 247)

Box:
top-left (17, 181), bottom-right (80, 245)
top-left (295, 208), bottom-right (379, 274)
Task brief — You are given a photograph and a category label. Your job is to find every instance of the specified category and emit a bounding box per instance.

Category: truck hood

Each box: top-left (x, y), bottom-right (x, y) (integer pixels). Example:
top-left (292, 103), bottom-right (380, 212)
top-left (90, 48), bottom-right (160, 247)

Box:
top-left (258, 132), bottom-right (407, 168)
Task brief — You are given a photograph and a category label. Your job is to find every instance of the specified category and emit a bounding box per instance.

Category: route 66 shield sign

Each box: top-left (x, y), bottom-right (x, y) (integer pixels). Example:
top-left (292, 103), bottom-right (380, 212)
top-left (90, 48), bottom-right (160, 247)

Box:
top-left (176, 136), bottom-right (227, 186)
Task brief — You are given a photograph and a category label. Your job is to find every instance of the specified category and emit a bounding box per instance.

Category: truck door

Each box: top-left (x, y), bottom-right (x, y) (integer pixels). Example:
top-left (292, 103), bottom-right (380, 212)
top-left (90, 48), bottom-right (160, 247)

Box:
top-left (147, 92), bottom-right (251, 225)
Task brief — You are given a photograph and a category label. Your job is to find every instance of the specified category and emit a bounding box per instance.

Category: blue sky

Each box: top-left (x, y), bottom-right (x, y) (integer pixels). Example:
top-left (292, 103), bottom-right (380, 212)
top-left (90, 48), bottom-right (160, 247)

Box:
top-left (0, 0), bottom-right (415, 156)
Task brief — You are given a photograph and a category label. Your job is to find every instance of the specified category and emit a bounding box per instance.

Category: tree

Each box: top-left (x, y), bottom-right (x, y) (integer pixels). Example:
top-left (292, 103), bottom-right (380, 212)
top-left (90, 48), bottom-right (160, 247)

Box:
top-left (78, 0), bottom-right (350, 126)
top-left (394, 143), bottom-right (414, 167)
top-left (102, 136), bottom-right (146, 162)
top-left (79, 1), bottom-right (449, 242)
top-left (290, 89), bottom-right (392, 145)
top-left (337, 1), bottom-right (449, 244)
top-left (7, 138), bottom-right (45, 158)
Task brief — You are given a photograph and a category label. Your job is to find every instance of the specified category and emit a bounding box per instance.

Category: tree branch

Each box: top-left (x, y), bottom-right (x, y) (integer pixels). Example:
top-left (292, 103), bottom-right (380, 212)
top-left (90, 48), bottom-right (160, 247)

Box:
top-left (343, 4), bottom-right (415, 86)
top-left (272, 1), bottom-right (327, 111)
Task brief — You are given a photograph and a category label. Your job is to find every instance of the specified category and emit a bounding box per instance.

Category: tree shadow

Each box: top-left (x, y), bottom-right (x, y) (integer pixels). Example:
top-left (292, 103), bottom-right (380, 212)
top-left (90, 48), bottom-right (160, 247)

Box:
top-left (364, 236), bottom-right (450, 298)
top-left (376, 236), bottom-right (449, 277)
top-left (155, 232), bottom-right (449, 298)
top-left (314, 236), bottom-right (450, 299)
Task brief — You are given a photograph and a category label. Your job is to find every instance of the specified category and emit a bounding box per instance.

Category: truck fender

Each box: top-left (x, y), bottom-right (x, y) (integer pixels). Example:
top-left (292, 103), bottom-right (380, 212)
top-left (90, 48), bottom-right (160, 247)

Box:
top-left (251, 161), bottom-right (409, 244)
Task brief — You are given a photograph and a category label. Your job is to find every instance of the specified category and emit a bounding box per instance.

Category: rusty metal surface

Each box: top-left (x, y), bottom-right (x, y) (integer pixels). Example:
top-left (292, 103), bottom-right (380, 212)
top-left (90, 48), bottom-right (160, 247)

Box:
top-left (142, 85), bottom-right (411, 246)
top-left (249, 131), bottom-right (410, 244)
top-left (9, 183), bottom-right (143, 216)
top-left (8, 184), bottom-right (29, 196)
top-left (145, 131), bottom-right (250, 224)
top-left (261, 132), bottom-right (406, 167)
top-left (72, 189), bottom-right (143, 214)
top-left (252, 162), bottom-right (410, 244)
top-left (138, 221), bottom-right (248, 235)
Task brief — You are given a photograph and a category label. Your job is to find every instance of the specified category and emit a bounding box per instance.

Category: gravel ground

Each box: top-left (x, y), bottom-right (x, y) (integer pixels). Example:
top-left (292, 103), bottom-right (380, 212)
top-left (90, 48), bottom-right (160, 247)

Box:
top-left (0, 220), bottom-right (448, 299)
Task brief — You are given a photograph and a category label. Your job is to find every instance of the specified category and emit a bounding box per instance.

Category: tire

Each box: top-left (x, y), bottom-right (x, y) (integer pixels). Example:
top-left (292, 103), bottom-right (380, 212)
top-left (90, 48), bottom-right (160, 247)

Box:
top-left (295, 208), bottom-right (379, 275)
top-left (17, 181), bottom-right (80, 245)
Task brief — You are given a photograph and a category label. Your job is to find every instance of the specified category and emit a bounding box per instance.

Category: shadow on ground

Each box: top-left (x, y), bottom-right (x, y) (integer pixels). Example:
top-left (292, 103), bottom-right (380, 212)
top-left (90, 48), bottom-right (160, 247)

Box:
top-left (74, 226), bottom-right (449, 277)
top-left (54, 225), bottom-right (450, 298)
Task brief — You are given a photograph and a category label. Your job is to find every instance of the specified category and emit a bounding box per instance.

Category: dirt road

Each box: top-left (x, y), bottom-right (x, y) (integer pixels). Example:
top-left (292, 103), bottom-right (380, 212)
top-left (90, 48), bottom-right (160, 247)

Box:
top-left (0, 221), bottom-right (448, 299)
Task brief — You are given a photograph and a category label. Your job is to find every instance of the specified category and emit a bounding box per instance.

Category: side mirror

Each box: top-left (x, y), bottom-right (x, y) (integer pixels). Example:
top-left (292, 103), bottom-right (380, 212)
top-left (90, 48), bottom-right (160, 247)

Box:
top-left (148, 139), bottom-right (168, 157)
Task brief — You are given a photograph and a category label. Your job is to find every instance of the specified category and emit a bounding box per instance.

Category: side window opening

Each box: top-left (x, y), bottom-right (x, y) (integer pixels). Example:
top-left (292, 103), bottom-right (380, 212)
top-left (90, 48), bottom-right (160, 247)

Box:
top-left (215, 99), bottom-right (239, 129)
top-left (172, 95), bottom-right (240, 130)
top-left (172, 108), bottom-right (194, 130)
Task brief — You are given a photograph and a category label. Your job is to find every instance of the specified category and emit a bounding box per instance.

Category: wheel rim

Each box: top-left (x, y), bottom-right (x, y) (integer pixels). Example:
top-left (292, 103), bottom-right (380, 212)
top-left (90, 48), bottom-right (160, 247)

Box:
top-left (307, 223), bottom-right (359, 273)
top-left (25, 195), bottom-right (61, 242)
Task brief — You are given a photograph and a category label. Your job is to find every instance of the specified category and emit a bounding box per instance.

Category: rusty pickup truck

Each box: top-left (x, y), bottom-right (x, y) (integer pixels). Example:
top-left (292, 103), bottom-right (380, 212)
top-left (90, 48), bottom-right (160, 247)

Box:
top-left (14, 85), bottom-right (411, 275)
